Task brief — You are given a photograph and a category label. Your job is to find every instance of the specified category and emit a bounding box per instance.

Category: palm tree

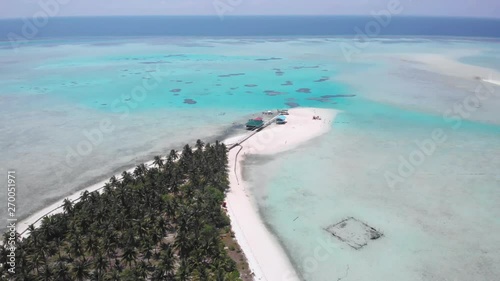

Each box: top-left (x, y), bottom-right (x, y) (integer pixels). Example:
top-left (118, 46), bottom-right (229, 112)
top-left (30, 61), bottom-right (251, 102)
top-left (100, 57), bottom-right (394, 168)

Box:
top-left (159, 244), bottom-right (175, 277)
top-left (62, 198), bottom-right (73, 215)
top-left (39, 216), bottom-right (57, 242)
top-left (94, 253), bottom-right (108, 277)
top-left (136, 260), bottom-right (149, 280)
top-left (167, 149), bottom-right (178, 164)
top-left (84, 236), bottom-right (100, 257)
top-left (68, 235), bottom-right (83, 259)
top-left (2, 139), bottom-right (245, 279)
top-left (133, 164), bottom-right (148, 181)
top-left (70, 258), bottom-right (91, 281)
top-left (38, 264), bottom-right (54, 281)
top-left (80, 190), bottom-right (90, 203)
top-left (195, 139), bottom-right (205, 151)
top-left (103, 182), bottom-right (113, 194)
top-left (121, 247), bottom-right (137, 268)
top-left (153, 155), bottom-right (164, 169)
top-left (109, 175), bottom-right (119, 187)
top-left (104, 268), bottom-right (121, 281)
top-left (121, 171), bottom-right (133, 186)
top-left (26, 224), bottom-right (38, 247)
top-left (28, 251), bottom-right (45, 276)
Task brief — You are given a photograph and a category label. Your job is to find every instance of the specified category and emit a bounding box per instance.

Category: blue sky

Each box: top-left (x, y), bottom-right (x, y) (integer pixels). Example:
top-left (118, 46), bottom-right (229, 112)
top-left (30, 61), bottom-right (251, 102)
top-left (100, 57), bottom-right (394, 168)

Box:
top-left (1, 0), bottom-right (499, 18)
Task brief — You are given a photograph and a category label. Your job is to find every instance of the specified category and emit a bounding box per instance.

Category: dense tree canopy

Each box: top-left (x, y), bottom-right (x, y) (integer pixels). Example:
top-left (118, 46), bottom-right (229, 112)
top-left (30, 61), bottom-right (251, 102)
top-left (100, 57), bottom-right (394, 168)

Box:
top-left (1, 140), bottom-right (243, 280)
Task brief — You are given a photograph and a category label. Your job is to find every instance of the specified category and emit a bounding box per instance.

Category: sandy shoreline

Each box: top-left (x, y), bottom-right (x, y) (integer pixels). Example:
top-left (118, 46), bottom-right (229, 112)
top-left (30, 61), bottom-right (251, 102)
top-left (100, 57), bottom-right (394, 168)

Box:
top-left (483, 78), bottom-right (500, 86)
top-left (398, 53), bottom-right (500, 83)
top-left (223, 107), bottom-right (338, 281)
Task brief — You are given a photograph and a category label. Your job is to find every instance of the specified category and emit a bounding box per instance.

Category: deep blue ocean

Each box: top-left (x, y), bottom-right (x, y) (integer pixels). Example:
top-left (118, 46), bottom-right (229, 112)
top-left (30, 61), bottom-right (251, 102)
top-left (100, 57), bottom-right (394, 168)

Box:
top-left (1, 16), bottom-right (500, 39)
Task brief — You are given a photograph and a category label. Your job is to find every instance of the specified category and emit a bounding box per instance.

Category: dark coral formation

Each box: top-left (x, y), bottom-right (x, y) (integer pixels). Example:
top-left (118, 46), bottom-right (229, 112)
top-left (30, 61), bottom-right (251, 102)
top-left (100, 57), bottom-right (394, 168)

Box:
top-left (273, 68), bottom-right (285, 76)
top-left (218, 73), bottom-right (245, 78)
top-left (183, 99), bottom-right (197, 104)
top-left (255, 57), bottom-right (282, 61)
top-left (321, 94), bottom-right (356, 98)
top-left (293, 65), bottom-right (319, 69)
top-left (264, 90), bottom-right (286, 96)
top-left (314, 76), bottom-right (330, 82)
top-left (164, 54), bottom-right (185, 58)
top-left (285, 102), bottom-right (300, 108)
top-left (307, 97), bottom-right (332, 103)
top-left (296, 88), bottom-right (311, 93)
top-left (140, 61), bottom-right (170, 64)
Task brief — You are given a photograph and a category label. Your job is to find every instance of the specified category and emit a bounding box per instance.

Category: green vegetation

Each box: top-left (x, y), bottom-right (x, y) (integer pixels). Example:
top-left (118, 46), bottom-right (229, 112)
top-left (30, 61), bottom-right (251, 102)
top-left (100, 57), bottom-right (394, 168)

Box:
top-left (1, 140), bottom-right (244, 280)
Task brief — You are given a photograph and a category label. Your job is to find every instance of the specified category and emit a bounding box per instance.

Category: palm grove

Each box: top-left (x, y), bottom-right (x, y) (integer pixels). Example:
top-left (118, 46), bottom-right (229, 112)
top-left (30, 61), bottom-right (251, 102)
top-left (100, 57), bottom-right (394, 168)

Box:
top-left (1, 140), bottom-right (244, 280)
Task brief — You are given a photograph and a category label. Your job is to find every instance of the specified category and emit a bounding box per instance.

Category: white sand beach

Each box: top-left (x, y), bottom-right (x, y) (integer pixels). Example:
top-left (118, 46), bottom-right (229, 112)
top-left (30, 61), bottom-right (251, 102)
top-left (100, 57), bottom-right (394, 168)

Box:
top-left (223, 107), bottom-right (338, 281)
top-left (398, 53), bottom-right (500, 82)
top-left (483, 78), bottom-right (500, 86)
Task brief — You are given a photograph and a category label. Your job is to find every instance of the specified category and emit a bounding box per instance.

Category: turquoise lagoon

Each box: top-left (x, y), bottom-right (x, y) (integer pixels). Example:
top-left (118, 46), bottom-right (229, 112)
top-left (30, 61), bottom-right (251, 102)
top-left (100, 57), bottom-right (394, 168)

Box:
top-left (0, 37), bottom-right (499, 280)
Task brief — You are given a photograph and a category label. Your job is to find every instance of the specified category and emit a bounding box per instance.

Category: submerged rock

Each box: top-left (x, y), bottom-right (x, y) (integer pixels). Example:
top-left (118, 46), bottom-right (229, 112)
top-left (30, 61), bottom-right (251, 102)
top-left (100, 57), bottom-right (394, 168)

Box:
top-left (264, 90), bottom-right (286, 96)
top-left (307, 97), bottom-right (333, 103)
top-left (296, 88), bottom-right (311, 93)
top-left (183, 99), bottom-right (197, 104)
top-left (320, 94), bottom-right (356, 98)
top-left (293, 65), bottom-right (319, 69)
top-left (314, 76), bottom-right (329, 82)
top-left (255, 57), bottom-right (282, 61)
top-left (218, 73), bottom-right (245, 78)
top-left (285, 102), bottom-right (300, 108)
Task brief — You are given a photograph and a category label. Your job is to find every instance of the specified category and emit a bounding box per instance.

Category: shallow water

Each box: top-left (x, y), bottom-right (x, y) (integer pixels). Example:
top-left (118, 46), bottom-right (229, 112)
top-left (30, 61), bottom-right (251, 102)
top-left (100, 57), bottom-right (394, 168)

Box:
top-left (244, 39), bottom-right (500, 280)
top-left (1, 37), bottom-right (499, 280)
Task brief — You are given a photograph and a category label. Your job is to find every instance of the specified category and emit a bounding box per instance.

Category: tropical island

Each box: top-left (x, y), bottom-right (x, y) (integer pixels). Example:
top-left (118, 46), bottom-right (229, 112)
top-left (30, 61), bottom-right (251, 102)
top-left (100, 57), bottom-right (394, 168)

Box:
top-left (1, 141), bottom-right (251, 280)
top-left (1, 107), bottom-right (337, 281)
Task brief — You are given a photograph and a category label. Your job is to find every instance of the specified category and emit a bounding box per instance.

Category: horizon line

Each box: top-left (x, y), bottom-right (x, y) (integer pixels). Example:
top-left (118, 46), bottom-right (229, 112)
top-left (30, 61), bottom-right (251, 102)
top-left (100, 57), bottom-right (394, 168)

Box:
top-left (1, 14), bottom-right (500, 20)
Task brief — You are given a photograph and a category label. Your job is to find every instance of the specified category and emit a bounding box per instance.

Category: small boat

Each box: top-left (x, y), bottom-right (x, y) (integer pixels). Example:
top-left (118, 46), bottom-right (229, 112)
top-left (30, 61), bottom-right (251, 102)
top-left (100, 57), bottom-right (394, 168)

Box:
top-left (276, 115), bottom-right (287, 124)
